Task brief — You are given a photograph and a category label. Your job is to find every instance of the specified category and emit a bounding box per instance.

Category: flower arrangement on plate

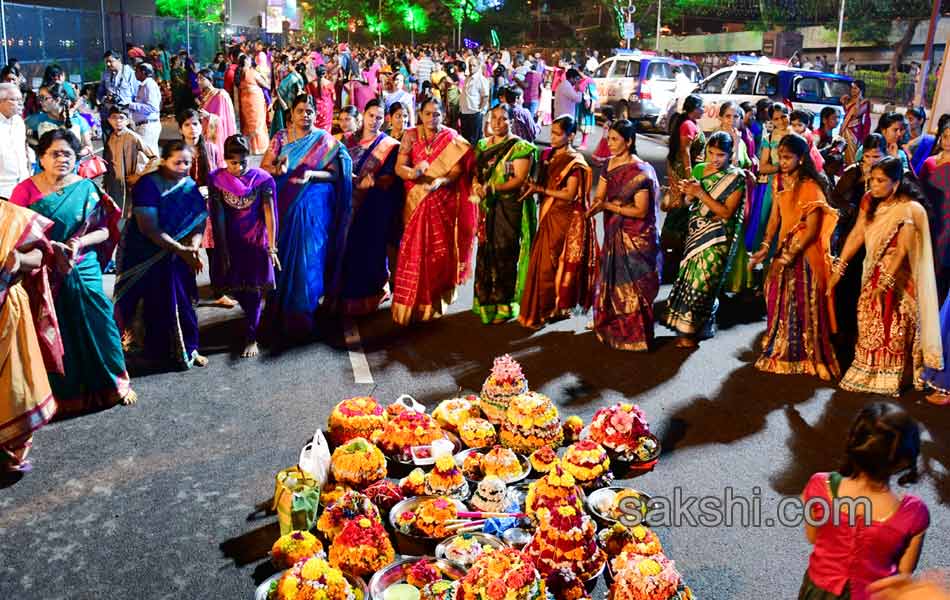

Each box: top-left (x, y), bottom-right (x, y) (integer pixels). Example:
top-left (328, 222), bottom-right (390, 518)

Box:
top-left (327, 396), bottom-right (387, 447)
top-left (433, 395), bottom-right (482, 433)
top-left (330, 437), bottom-right (387, 489)
top-left (316, 490), bottom-right (381, 540)
top-left (456, 548), bottom-right (546, 600)
top-left (562, 440), bottom-right (613, 490)
top-left (327, 517), bottom-right (395, 578)
top-left (480, 354), bottom-right (529, 424)
top-left (610, 552), bottom-right (682, 600)
top-left (271, 530), bottom-right (325, 570)
top-left (267, 556), bottom-right (357, 600)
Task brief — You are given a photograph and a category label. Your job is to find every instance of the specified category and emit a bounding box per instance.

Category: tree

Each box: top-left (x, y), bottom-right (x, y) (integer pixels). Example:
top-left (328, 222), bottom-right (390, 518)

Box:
top-left (156, 0), bottom-right (223, 22)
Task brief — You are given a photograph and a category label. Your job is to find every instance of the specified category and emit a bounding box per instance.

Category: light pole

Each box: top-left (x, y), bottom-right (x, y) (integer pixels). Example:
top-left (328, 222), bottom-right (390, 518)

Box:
top-left (833, 0), bottom-right (845, 73)
top-left (377, 0), bottom-right (382, 45)
top-left (1, 0), bottom-right (8, 66)
top-left (186, 0), bottom-right (191, 56)
top-left (914, 0), bottom-right (941, 106)
top-left (655, 0), bottom-right (661, 51)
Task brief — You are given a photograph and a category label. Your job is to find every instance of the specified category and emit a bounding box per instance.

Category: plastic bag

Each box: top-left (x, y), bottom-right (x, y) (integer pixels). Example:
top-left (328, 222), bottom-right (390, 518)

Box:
top-left (272, 465), bottom-right (319, 535)
top-left (298, 429), bottom-right (331, 488)
top-left (393, 394), bottom-right (425, 414)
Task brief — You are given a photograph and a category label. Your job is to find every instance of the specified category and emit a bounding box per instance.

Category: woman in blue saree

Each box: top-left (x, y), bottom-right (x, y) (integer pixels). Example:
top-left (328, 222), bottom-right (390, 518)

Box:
top-left (10, 129), bottom-right (135, 412)
top-left (340, 99), bottom-right (402, 315)
top-left (269, 59), bottom-right (305, 137)
top-left (261, 94), bottom-right (352, 336)
top-left (114, 140), bottom-right (209, 370)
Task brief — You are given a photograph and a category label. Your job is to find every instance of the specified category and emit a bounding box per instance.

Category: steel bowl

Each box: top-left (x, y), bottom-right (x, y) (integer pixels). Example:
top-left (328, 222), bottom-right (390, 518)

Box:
top-left (434, 532), bottom-right (507, 569)
top-left (388, 496), bottom-right (468, 556)
top-left (368, 556), bottom-right (466, 600)
top-left (454, 447), bottom-right (531, 485)
top-left (586, 486), bottom-right (653, 530)
top-left (254, 570), bottom-right (367, 600)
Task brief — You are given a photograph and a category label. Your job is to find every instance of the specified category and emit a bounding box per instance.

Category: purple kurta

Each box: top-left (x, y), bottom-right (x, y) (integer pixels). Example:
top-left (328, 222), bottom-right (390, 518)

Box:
top-left (207, 167), bottom-right (278, 291)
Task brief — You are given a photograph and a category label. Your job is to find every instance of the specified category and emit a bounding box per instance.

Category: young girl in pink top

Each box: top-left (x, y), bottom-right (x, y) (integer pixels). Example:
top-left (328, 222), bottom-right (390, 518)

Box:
top-left (799, 402), bottom-right (929, 600)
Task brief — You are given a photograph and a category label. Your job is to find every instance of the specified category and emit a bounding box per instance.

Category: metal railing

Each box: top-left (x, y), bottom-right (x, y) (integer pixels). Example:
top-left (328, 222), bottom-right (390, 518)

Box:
top-left (852, 69), bottom-right (939, 107)
top-left (2, 3), bottom-right (273, 87)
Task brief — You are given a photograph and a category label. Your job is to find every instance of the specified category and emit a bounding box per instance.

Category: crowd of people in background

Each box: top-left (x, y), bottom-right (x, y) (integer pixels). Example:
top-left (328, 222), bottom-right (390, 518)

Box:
top-left (0, 37), bottom-right (949, 600)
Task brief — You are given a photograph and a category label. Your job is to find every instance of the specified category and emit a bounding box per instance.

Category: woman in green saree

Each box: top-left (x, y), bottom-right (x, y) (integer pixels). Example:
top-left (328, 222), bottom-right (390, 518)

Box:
top-left (270, 59), bottom-right (305, 137)
top-left (660, 131), bottom-right (745, 348)
top-left (9, 129), bottom-right (135, 412)
top-left (472, 103), bottom-right (537, 324)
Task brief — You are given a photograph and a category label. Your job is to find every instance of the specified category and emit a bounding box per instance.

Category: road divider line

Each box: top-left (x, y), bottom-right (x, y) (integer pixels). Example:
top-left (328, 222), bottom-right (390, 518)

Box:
top-left (343, 317), bottom-right (374, 384)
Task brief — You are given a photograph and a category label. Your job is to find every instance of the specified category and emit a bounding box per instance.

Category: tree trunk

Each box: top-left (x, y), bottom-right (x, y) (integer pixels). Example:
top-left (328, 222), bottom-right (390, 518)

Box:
top-left (888, 18), bottom-right (922, 92)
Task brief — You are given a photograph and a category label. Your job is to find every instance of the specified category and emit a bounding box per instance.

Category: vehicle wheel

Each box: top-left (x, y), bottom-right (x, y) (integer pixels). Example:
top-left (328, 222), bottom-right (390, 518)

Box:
top-left (616, 101), bottom-right (629, 120)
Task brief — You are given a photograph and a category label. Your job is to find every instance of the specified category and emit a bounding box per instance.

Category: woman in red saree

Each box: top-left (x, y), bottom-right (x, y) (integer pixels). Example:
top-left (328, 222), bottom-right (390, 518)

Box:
top-left (519, 114), bottom-right (598, 329)
top-left (840, 80), bottom-right (871, 165)
top-left (392, 97), bottom-right (475, 325)
top-left (308, 65), bottom-right (336, 133)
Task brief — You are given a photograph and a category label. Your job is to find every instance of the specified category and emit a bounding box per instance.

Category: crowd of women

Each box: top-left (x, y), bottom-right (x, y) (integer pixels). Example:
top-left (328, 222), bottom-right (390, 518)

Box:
top-left (2, 42), bottom-right (950, 478)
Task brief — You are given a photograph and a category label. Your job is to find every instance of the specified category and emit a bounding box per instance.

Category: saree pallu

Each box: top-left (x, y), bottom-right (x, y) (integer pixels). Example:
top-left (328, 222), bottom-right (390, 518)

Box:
top-left (920, 159), bottom-right (950, 299)
top-left (392, 127), bottom-right (474, 325)
top-left (662, 165), bottom-right (744, 337)
top-left (841, 99), bottom-right (871, 165)
top-left (921, 294), bottom-right (950, 394)
top-left (240, 75), bottom-right (270, 154)
top-left (0, 203), bottom-right (61, 452)
top-left (20, 179), bottom-right (130, 411)
top-left (723, 149), bottom-right (758, 295)
top-left (755, 179), bottom-right (840, 380)
top-left (519, 148), bottom-right (597, 329)
top-left (472, 136), bottom-right (537, 324)
top-left (270, 73), bottom-right (304, 137)
top-left (273, 129), bottom-right (352, 334)
top-left (841, 199), bottom-right (943, 396)
top-left (114, 174), bottom-right (208, 368)
top-left (745, 135), bottom-right (781, 251)
top-left (200, 89), bottom-right (237, 161)
top-left (593, 161), bottom-right (661, 351)
top-left (308, 81), bottom-right (335, 132)
top-left (208, 167), bottom-right (277, 292)
top-left (341, 133), bottom-right (402, 315)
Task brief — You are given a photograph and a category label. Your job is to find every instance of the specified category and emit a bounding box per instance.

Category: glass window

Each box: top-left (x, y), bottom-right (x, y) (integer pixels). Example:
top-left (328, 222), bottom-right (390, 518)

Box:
top-left (793, 76), bottom-right (854, 105)
top-left (680, 64), bottom-right (701, 82)
top-left (732, 71), bottom-right (756, 94)
top-left (594, 60), bottom-right (613, 79)
top-left (794, 77), bottom-right (822, 101)
top-left (624, 60), bottom-right (641, 78)
top-left (755, 72), bottom-right (778, 96)
top-left (647, 62), bottom-right (672, 80)
top-left (702, 71), bottom-right (731, 94)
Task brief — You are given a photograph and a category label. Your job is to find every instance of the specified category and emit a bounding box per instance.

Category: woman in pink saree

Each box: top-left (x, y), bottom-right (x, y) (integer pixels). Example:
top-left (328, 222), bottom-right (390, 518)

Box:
top-left (197, 68), bottom-right (237, 161)
top-left (307, 65), bottom-right (336, 132)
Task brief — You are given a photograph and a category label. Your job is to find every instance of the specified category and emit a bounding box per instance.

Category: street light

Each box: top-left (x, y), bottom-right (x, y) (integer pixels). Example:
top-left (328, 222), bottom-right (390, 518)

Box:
top-left (834, 0), bottom-right (845, 73)
top-left (655, 0), bottom-right (661, 51)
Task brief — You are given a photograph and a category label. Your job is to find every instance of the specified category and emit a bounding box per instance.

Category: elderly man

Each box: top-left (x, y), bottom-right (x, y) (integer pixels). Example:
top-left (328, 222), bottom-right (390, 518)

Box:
top-left (460, 57), bottom-right (490, 145)
top-left (0, 83), bottom-right (28, 200)
top-left (97, 49), bottom-right (138, 141)
top-left (128, 62), bottom-right (162, 155)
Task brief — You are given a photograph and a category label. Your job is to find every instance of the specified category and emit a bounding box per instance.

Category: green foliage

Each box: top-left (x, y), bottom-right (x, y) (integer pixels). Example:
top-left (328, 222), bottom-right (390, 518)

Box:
top-left (365, 13), bottom-right (391, 36)
top-left (156, 0), bottom-right (223, 22)
top-left (441, 0), bottom-right (482, 26)
top-left (400, 3), bottom-right (430, 33)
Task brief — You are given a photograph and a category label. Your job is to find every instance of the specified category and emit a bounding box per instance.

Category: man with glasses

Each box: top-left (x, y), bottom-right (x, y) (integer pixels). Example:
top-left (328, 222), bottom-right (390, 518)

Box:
top-left (97, 49), bottom-right (137, 141)
top-left (0, 83), bottom-right (28, 200)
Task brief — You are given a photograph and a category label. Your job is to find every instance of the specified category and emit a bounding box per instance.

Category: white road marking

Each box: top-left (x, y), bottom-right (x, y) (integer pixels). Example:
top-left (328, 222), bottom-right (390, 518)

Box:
top-left (343, 317), bottom-right (374, 384)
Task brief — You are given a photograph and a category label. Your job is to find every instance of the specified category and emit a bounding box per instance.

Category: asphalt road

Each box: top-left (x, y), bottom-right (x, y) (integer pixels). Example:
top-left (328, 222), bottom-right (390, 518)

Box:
top-left (1, 126), bottom-right (948, 600)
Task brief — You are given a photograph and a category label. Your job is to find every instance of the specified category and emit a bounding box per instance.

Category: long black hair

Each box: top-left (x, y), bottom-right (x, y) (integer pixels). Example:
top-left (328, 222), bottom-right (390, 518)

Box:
top-left (777, 133), bottom-right (829, 197)
top-left (668, 94), bottom-right (703, 163)
top-left (705, 130), bottom-right (734, 164)
top-left (839, 402), bottom-right (920, 486)
top-left (866, 156), bottom-right (926, 220)
top-left (929, 115), bottom-right (950, 157)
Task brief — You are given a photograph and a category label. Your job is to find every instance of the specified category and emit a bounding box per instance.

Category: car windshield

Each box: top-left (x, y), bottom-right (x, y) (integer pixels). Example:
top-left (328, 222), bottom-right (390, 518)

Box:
top-left (679, 64), bottom-right (700, 82)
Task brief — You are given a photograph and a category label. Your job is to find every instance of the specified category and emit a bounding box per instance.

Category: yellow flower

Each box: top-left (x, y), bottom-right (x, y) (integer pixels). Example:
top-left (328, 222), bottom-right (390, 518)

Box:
top-left (435, 455), bottom-right (455, 470)
top-left (632, 525), bottom-right (648, 540)
top-left (358, 518), bottom-right (371, 528)
top-left (557, 506), bottom-right (576, 517)
top-left (638, 558), bottom-right (663, 577)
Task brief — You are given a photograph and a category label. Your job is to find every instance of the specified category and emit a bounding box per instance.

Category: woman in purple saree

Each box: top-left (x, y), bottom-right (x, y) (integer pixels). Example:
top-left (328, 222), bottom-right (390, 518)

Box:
top-left (114, 141), bottom-right (209, 370)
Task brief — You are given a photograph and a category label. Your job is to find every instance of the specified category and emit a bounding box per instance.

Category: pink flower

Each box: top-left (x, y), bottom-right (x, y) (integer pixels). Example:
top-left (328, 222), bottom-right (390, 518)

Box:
top-left (610, 410), bottom-right (634, 434)
top-left (487, 579), bottom-right (507, 599)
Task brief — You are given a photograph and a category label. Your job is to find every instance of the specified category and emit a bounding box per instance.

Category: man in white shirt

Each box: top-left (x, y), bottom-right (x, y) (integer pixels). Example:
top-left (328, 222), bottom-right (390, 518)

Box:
top-left (554, 68), bottom-right (583, 122)
top-left (459, 57), bottom-right (490, 145)
top-left (585, 50), bottom-right (600, 74)
top-left (414, 50), bottom-right (435, 86)
top-left (129, 63), bottom-right (162, 155)
top-left (0, 83), bottom-right (29, 200)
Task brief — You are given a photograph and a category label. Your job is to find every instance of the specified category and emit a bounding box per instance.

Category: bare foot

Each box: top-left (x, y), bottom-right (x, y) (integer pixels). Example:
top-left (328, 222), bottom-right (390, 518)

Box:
top-left (192, 354), bottom-right (209, 367)
top-left (926, 391), bottom-right (950, 406)
top-left (585, 320), bottom-right (594, 330)
top-left (212, 295), bottom-right (238, 309)
top-left (675, 337), bottom-right (698, 348)
top-left (241, 341), bottom-right (260, 358)
top-left (120, 389), bottom-right (138, 406)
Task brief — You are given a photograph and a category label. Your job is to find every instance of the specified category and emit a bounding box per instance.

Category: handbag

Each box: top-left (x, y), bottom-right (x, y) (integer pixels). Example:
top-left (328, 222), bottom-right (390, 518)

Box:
top-left (78, 155), bottom-right (108, 180)
top-left (271, 465), bottom-right (319, 535)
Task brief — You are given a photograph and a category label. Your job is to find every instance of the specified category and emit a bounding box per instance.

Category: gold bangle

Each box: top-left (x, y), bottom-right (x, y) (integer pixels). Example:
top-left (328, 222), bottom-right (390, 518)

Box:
top-left (832, 257), bottom-right (848, 276)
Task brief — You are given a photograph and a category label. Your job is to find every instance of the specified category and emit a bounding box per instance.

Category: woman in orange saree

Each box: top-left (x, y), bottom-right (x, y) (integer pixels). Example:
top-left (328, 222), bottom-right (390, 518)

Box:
top-left (519, 114), bottom-right (598, 329)
top-left (0, 200), bottom-right (63, 474)
top-left (236, 54), bottom-right (270, 155)
top-left (392, 97), bottom-right (475, 325)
